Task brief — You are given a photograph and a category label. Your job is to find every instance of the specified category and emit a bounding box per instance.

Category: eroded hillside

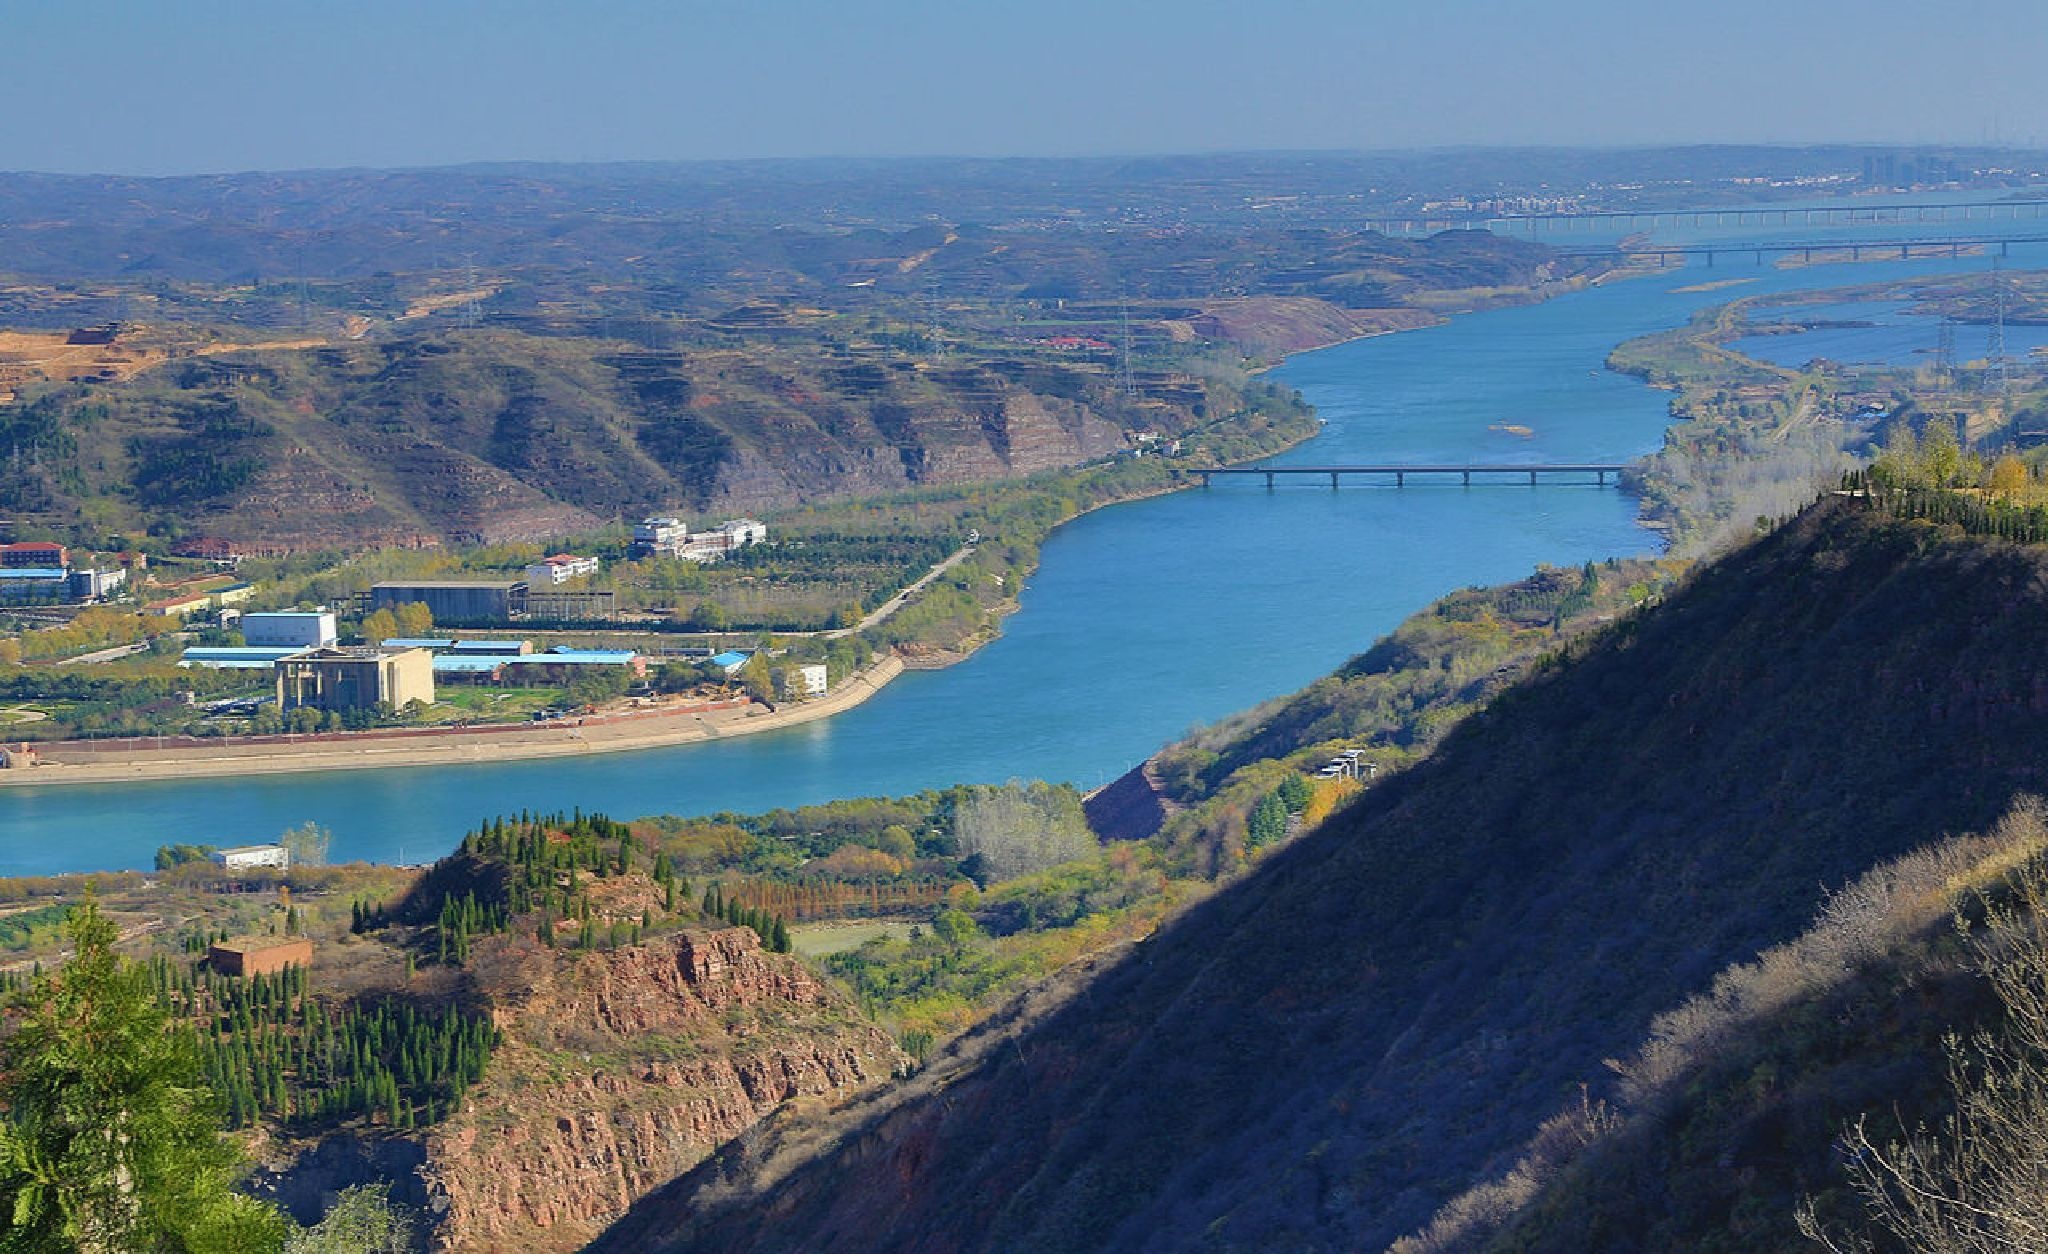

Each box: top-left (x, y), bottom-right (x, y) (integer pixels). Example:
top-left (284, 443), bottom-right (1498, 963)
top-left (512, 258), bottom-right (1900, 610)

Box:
top-left (592, 499), bottom-right (2048, 1252)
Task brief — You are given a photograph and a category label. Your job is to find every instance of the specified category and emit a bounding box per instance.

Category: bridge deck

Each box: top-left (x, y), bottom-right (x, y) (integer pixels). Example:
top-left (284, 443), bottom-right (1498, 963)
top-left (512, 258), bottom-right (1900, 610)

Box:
top-left (1202, 464), bottom-right (1628, 474)
top-left (1189, 463), bottom-right (1630, 487)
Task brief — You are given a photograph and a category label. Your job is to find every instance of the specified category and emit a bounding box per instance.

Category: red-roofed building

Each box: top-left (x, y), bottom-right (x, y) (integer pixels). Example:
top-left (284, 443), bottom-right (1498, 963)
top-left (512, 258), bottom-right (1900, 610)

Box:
top-left (0, 542), bottom-right (67, 569)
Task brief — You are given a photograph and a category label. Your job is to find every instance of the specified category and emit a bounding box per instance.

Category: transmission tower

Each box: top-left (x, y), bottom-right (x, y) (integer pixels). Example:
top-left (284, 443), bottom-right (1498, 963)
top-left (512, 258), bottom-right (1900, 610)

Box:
top-left (1989, 256), bottom-right (2012, 400)
top-left (1935, 315), bottom-right (1957, 388)
top-left (1118, 300), bottom-right (1138, 399)
top-left (461, 255), bottom-right (482, 330)
top-left (924, 277), bottom-right (943, 358)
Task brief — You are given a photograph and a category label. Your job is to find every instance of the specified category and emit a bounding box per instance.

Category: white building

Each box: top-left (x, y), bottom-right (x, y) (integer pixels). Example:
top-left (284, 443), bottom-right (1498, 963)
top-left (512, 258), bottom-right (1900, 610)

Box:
top-left (717, 518), bottom-right (768, 547)
top-left (791, 663), bottom-right (829, 697)
top-left (631, 517), bottom-right (691, 558)
top-left (67, 566), bottom-right (127, 601)
top-left (242, 610), bottom-right (338, 649)
top-left (523, 554), bottom-right (601, 585)
top-left (210, 844), bottom-right (290, 871)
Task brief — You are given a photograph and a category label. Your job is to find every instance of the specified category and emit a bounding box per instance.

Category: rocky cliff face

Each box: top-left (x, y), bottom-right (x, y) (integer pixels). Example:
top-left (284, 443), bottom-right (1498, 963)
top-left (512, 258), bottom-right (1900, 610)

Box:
top-left (421, 928), bottom-right (903, 1252)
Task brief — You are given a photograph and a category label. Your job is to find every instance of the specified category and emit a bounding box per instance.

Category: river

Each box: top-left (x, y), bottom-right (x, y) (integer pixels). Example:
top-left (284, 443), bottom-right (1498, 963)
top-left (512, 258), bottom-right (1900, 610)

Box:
top-left (7, 207), bottom-right (2048, 873)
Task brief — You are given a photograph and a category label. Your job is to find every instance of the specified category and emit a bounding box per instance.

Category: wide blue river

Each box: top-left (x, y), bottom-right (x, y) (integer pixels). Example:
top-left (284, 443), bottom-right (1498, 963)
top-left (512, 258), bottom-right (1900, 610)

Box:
top-left (8, 208), bottom-right (2048, 873)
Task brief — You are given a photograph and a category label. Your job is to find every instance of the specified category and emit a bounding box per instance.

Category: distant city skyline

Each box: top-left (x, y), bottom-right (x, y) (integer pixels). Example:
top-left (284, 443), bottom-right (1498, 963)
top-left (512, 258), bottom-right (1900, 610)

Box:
top-left (4, 0), bottom-right (2045, 176)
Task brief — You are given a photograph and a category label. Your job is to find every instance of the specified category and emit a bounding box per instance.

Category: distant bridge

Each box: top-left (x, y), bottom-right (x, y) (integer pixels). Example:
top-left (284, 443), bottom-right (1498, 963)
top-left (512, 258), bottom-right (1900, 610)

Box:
top-left (1188, 464), bottom-right (1630, 488)
top-left (1361, 199), bottom-right (2048, 236)
top-left (1551, 233), bottom-right (2048, 267)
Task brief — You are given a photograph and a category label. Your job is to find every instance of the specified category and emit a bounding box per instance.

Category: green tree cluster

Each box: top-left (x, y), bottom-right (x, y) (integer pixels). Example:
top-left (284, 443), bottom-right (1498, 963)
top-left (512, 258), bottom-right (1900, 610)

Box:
top-left (0, 895), bottom-right (288, 1249)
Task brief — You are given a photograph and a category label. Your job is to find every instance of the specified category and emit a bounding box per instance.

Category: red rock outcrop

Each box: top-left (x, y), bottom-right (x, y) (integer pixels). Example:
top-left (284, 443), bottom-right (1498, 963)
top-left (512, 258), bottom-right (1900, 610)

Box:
top-left (422, 928), bottom-right (903, 1252)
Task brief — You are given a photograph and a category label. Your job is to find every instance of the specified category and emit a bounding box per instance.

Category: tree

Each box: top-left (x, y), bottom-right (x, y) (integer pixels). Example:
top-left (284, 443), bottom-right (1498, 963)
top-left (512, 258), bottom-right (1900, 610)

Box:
top-left (1247, 792), bottom-right (1288, 850)
top-left (877, 825), bottom-right (917, 864)
top-left (1989, 454), bottom-right (2031, 503)
top-left (1276, 774), bottom-right (1314, 814)
top-left (952, 782), bottom-right (1098, 882)
top-left (279, 821), bottom-right (332, 868)
top-left (391, 601), bottom-right (434, 639)
top-left (0, 639), bottom-right (21, 668)
top-left (0, 893), bottom-right (289, 1251)
top-left (358, 609), bottom-right (399, 646)
top-left (689, 600), bottom-right (730, 632)
top-left (285, 1185), bottom-right (415, 1254)
top-left (1800, 801), bottom-right (2048, 1253)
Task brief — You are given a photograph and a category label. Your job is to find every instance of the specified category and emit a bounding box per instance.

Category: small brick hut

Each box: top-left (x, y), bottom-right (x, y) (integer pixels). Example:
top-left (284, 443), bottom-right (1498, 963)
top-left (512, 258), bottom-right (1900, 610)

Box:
top-left (207, 936), bottom-right (313, 977)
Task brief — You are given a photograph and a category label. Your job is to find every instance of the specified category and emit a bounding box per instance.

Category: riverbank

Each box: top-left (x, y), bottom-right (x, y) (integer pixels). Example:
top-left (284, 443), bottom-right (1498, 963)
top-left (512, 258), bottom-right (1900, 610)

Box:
top-left (0, 656), bottom-right (905, 787)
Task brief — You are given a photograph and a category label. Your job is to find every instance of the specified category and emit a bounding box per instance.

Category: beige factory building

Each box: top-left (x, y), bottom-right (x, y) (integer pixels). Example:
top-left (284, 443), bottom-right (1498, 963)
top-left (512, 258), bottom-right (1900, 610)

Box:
top-left (275, 646), bottom-right (435, 712)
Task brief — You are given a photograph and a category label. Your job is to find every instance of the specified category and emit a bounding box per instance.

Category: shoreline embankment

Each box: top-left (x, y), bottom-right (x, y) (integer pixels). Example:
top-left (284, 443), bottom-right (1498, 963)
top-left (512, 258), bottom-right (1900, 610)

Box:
top-left (0, 656), bottom-right (905, 788)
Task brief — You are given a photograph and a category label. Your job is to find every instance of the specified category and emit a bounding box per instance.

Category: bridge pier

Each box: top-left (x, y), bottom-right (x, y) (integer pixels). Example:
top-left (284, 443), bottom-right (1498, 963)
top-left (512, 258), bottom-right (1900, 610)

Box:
top-left (1329, 471), bottom-right (1339, 489)
top-left (1395, 471), bottom-right (1405, 487)
top-left (1264, 471), bottom-right (1274, 489)
top-left (1528, 469), bottom-right (1538, 486)
top-left (1461, 469), bottom-right (1471, 486)
top-left (1597, 469), bottom-right (1608, 485)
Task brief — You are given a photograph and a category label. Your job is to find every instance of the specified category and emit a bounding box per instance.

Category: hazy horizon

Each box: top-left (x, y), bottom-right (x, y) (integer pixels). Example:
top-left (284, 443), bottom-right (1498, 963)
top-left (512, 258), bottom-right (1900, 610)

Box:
top-left (6, 0), bottom-right (2046, 177)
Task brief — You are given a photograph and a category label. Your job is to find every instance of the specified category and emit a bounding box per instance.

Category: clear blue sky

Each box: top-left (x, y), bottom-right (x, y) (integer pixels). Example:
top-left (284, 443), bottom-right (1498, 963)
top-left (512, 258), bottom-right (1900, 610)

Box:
top-left (4, 0), bottom-right (2043, 175)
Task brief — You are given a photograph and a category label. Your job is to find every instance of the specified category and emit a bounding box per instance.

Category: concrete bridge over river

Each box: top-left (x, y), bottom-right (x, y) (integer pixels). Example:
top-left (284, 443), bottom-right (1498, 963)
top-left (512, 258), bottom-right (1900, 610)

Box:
top-left (1362, 199), bottom-right (2048, 236)
top-left (1187, 464), bottom-right (1630, 488)
top-left (1551, 233), bottom-right (2048, 267)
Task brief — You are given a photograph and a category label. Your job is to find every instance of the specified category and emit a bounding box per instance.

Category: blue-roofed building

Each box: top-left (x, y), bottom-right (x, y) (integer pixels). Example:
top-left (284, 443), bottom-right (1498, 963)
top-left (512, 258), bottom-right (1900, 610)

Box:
top-left (431, 656), bottom-right (507, 679)
top-left (180, 645), bottom-right (308, 670)
top-left (0, 569), bottom-right (71, 605)
top-left (450, 639), bottom-right (532, 656)
top-left (710, 650), bottom-right (751, 676)
top-left (506, 647), bottom-right (646, 678)
top-left (382, 637), bottom-right (456, 651)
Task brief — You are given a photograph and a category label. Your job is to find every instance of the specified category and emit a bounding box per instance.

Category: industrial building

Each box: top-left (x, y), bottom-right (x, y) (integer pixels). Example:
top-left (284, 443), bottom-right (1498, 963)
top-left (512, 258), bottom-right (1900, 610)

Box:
top-left (375, 638), bottom-right (643, 683)
top-left (242, 610), bottom-right (338, 649)
top-left (181, 645), bottom-right (308, 670)
top-left (0, 567), bottom-right (70, 604)
top-left (371, 580), bottom-right (526, 623)
top-left (276, 645), bottom-right (435, 712)
top-left (508, 647), bottom-right (648, 680)
top-left (526, 587), bottom-right (617, 620)
top-left (210, 843), bottom-right (290, 870)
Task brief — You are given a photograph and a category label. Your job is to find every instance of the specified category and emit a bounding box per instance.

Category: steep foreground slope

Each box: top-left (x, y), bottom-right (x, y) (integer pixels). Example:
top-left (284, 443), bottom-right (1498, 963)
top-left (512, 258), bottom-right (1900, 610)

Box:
top-left (593, 499), bottom-right (2048, 1252)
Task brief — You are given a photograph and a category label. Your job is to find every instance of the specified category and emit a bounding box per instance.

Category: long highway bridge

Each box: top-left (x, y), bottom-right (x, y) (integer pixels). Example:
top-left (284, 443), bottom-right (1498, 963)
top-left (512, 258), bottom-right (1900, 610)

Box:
top-left (1360, 198), bottom-right (2048, 236)
top-left (1188, 464), bottom-right (1630, 488)
top-left (1550, 233), bottom-right (2048, 267)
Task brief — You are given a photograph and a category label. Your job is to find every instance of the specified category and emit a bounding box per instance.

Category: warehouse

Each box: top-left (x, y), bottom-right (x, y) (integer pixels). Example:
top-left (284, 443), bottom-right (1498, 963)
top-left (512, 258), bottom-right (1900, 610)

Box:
top-left (370, 580), bottom-right (526, 623)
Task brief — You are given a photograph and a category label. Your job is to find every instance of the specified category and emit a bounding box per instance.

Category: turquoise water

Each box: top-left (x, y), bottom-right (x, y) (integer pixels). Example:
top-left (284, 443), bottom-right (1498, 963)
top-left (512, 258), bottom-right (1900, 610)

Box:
top-left (9, 224), bottom-right (2048, 873)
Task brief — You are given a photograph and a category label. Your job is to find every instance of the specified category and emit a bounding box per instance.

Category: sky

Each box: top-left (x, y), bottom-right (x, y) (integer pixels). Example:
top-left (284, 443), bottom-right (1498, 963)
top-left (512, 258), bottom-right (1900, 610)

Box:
top-left (3, 0), bottom-right (2045, 175)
